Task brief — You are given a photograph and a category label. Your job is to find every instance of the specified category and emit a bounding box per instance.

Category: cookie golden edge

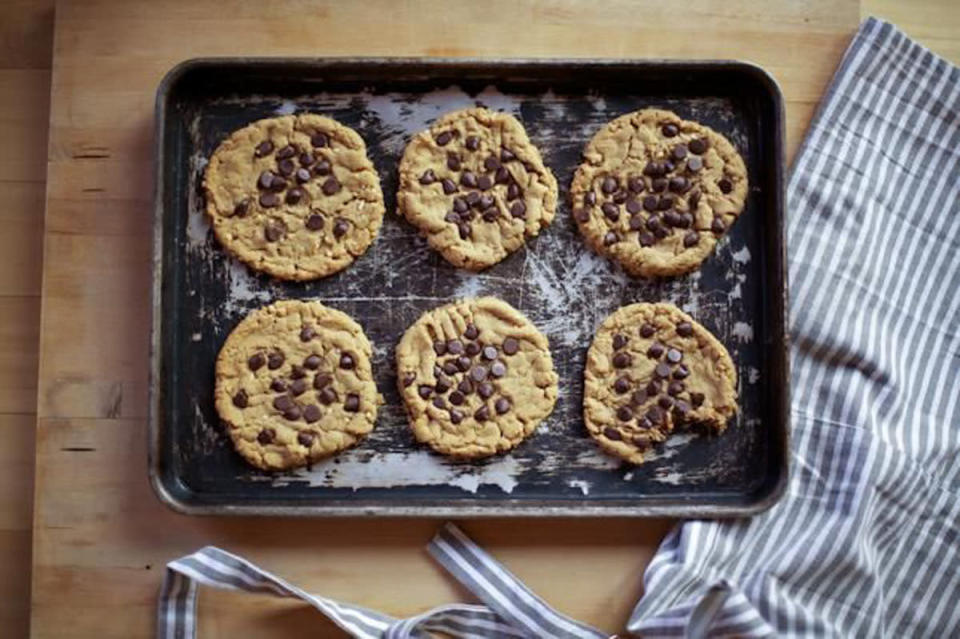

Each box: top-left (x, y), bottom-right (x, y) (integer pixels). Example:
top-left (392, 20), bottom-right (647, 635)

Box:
top-left (396, 296), bottom-right (558, 459)
top-left (571, 108), bottom-right (748, 278)
top-left (214, 299), bottom-right (383, 471)
top-left (584, 302), bottom-right (738, 464)
top-left (203, 114), bottom-right (386, 282)
top-left (396, 107), bottom-right (559, 271)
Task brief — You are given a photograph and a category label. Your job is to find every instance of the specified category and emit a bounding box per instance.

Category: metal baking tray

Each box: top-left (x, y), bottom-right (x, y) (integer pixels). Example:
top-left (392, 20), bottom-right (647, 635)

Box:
top-left (150, 58), bottom-right (788, 517)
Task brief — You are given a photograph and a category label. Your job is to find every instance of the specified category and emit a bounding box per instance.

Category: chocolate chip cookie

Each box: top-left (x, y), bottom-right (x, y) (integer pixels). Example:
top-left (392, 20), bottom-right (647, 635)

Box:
top-left (397, 108), bottom-right (558, 270)
top-left (584, 303), bottom-right (738, 464)
top-left (214, 300), bottom-right (382, 470)
top-left (396, 297), bottom-right (558, 458)
top-left (204, 114), bottom-right (385, 281)
top-left (571, 108), bottom-right (748, 278)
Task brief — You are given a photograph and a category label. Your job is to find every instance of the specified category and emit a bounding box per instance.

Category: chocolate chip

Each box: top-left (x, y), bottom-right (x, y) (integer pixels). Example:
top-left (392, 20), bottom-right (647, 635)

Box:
top-left (418, 385), bottom-right (433, 399)
top-left (652, 178), bottom-right (667, 193)
top-left (465, 342), bottom-right (481, 356)
top-left (255, 141), bottom-right (274, 157)
top-left (507, 183), bottom-right (521, 201)
top-left (603, 231), bottom-right (619, 246)
top-left (674, 400), bottom-right (692, 416)
top-left (306, 214), bottom-right (325, 230)
top-left (658, 195), bottom-right (674, 210)
top-left (631, 390), bottom-right (647, 406)
top-left (603, 426), bottom-right (622, 440)
top-left (447, 153), bottom-right (461, 171)
top-left (248, 353), bottom-right (266, 371)
top-left (490, 360), bottom-right (507, 378)
top-left (443, 361), bottom-right (459, 375)
top-left (300, 152), bottom-right (315, 167)
top-left (669, 176), bottom-right (688, 193)
top-left (711, 218), bottom-right (726, 234)
top-left (643, 161), bottom-right (664, 177)
top-left (441, 178), bottom-right (457, 194)
top-left (457, 379), bottom-right (473, 395)
top-left (478, 196), bottom-right (495, 214)
top-left (431, 396), bottom-right (446, 410)
top-left (495, 167), bottom-right (510, 184)
top-left (655, 362), bottom-right (672, 378)
top-left (298, 428), bottom-right (317, 442)
top-left (286, 188), bottom-right (304, 205)
top-left (450, 409), bottom-right (465, 424)
top-left (344, 394), bottom-right (360, 412)
top-left (314, 373), bottom-right (332, 390)
top-left (668, 381), bottom-right (685, 396)
top-left (474, 405), bottom-right (490, 421)
top-left (460, 171), bottom-right (477, 188)
top-left (466, 136), bottom-right (479, 151)
top-left (232, 390), bottom-right (248, 408)
top-left (616, 406), bottom-right (634, 421)
top-left (602, 176), bottom-right (618, 194)
top-left (628, 215), bottom-right (643, 231)
top-left (674, 322), bottom-right (693, 338)
top-left (419, 169), bottom-right (437, 185)
top-left (628, 177), bottom-right (645, 193)
top-left (470, 365), bottom-right (490, 383)
top-left (273, 395), bottom-right (293, 411)
top-left (463, 191), bottom-right (480, 208)
top-left (495, 398), bottom-right (511, 414)
top-left (661, 123), bottom-right (679, 137)
top-left (500, 338), bottom-right (519, 356)
top-left (478, 345), bottom-right (496, 361)
top-left (457, 356), bottom-right (472, 372)
top-left (435, 375), bottom-right (451, 394)
top-left (647, 342), bottom-right (664, 358)
top-left (718, 178), bottom-right (733, 194)
top-left (688, 138), bottom-right (708, 154)
top-left (294, 168), bottom-right (312, 184)
top-left (646, 380), bottom-right (661, 396)
top-left (322, 177), bottom-right (341, 195)
top-left (626, 199), bottom-right (642, 215)
top-left (638, 231), bottom-right (655, 247)
top-left (673, 364), bottom-right (690, 380)
top-left (314, 160), bottom-right (331, 176)
top-left (687, 156), bottom-right (703, 172)
top-left (267, 351), bottom-right (284, 370)
top-left (311, 133), bottom-right (328, 148)
top-left (318, 387), bottom-right (337, 405)
top-left (683, 231), bottom-right (700, 247)
top-left (233, 199), bottom-right (251, 217)
top-left (333, 218), bottom-right (349, 238)
top-left (435, 131), bottom-right (452, 146)
top-left (278, 158), bottom-right (296, 177)
top-left (457, 222), bottom-right (471, 239)
top-left (613, 334), bottom-right (628, 350)
top-left (260, 192), bottom-right (281, 208)
top-left (511, 201), bottom-right (527, 218)
top-left (464, 324), bottom-right (479, 340)
top-left (477, 381), bottom-right (494, 398)
top-left (477, 175), bottom-right (493, 191)
top-left (690, 392), bottom-right (705, 407)
top-left (257, 428), bottom-right (275, 444)
top-left (300, 325), bottom-right (315, 342)
top-left (658, 395), bottom-right (674, 410)
top-left (574, 208), bottom-right (590, 223)
top-left (640, 323), bottom-right (656, 339)
top-left (664, 210), bottom-right (684, 227)
top-left (284, 405), bottom-right (303, 421)
top-left (643, 195), bottom-right (658, 212)
top-left (449, 197), bottom-right (467, 214)
top-left (602, 202), bottom-right (619, 221)
top-left (444, 212), bottom-right (461, 224)
top-left (614, 376), bottom-right (631, 393)
top-left (264, 223), bottom-right (284, 242)
top-left (339, 353), bottom-right (355, 369)
top-left (646, 406), bottom-right (664, 425)
top-left (290, 378), bottom-right (307, 396)
top-left (290, 365), bottom-right (306, 380)
top-left (612, 352), bottom-right (632, 368)
top-left (679, 212), bottom-right (694, 228)
top-left (271, 379), bottom-right (286, 392)
top-left (447, 339), bottom-right (464, 355)
top-left (484, 155), bottom-right (501, 171)
top-left (448, 391), bottom-right (465, 406)
top-left (652, 222), bottom-right (669, 239)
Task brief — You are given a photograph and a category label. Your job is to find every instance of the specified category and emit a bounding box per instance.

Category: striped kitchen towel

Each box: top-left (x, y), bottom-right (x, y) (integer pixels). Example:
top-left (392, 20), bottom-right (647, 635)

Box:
top-left (157, 16), bottom-right (960, 639)
top-left (630, 16), bottom-right (960, 638)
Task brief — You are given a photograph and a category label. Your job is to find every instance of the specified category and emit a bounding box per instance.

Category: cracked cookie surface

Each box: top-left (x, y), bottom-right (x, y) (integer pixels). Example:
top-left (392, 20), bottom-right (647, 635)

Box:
top-left (204, 114), bottom-right (385, 281)
top-left (571, 108), bottom-right (748, 278)
top-left (396, 297), bottom-right (558, 458)
top-left (584, 302), bottom-right (738, 464)
top-left (214, 300), bottom-right (382, 470)
top-left (397, 108), bottom-right (558, 270)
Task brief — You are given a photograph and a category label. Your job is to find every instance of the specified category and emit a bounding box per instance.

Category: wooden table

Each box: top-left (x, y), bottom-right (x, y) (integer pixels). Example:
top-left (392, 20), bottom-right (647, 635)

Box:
top-left (0, 0), bottom-right (953, 636)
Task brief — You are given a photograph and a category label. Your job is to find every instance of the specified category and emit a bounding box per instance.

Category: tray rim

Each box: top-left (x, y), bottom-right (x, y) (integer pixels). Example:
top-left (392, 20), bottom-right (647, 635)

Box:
top-left (149, 55), bottom-right (790, 518)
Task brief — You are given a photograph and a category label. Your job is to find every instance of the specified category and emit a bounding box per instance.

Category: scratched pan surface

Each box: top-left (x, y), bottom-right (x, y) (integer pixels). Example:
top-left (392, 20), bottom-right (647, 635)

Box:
top-left (150, 59), bottom-right (789, 516)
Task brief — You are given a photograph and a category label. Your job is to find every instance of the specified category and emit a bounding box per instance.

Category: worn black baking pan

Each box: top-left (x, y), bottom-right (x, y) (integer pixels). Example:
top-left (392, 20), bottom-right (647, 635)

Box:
top-left (150, 58), bottom-right (788, 517)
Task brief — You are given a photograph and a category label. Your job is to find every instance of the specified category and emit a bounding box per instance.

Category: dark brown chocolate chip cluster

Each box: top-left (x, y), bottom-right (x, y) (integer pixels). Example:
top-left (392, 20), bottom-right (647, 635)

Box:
top-left (236, 324), bottom-right (362, 446)
top-left (402, 322), bottom-right (521, 425)
top-left (603, 320), bottom-right (705, 449)
top-left (420, 131), bottom-right (528, 240)
top-left (575, 123), bottom-right (732, 247)
top-left (233, 132), bottom-right (350, 243)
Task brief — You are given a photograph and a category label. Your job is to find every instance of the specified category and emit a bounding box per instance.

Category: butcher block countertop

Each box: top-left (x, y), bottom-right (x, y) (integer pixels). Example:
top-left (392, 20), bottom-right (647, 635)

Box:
top-left (0, 0), bottom-right (957, 636)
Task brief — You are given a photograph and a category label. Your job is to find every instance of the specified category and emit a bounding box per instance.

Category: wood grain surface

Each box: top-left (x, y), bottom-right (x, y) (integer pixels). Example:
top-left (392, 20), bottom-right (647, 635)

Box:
top-left (0, 0), bottom-right (952, 637)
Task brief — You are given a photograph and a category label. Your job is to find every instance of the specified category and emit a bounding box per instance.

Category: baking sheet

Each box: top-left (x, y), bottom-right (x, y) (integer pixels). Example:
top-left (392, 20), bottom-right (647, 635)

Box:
top-left (151, 59), bottom-right (788, 516)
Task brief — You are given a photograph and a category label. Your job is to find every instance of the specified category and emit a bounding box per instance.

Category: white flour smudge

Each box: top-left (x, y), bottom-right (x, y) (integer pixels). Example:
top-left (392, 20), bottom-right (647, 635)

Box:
top-left (731, 245), bottom-right (752, 264)
top-left (748, 367), bottom-right (760, 384)
top-left (568, 479), bottom-right (591, 495)
top-left (731, 321), bottom-right (754, 343)
top-left (274, 100), bottom-right (297, 115)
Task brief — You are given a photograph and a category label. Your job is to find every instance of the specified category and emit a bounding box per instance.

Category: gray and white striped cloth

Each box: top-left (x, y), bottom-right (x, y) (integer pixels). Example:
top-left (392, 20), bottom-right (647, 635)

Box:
top-left (631, 16), bottom-right (960, 638)
top-left (158, 17), bottom-right (960, 638)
